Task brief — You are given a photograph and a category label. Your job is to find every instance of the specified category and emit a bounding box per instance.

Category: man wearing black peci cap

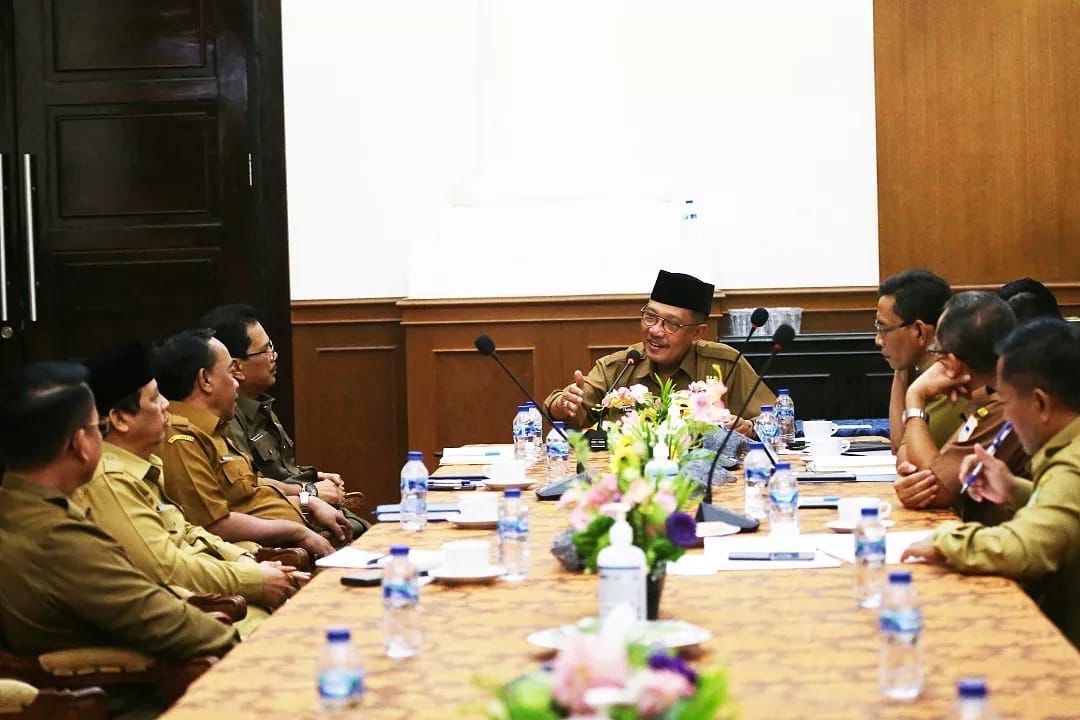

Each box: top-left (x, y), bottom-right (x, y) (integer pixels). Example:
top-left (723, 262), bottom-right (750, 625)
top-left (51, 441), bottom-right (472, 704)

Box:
top-left (544, 269), bottom-right (776, 436)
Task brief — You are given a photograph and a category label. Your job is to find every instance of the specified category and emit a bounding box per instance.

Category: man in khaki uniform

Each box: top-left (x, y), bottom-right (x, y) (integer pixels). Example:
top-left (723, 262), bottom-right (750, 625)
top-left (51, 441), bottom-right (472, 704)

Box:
top-left (902, 319), bottom-right (1080, 648)
top-left (152, 329), bottom-right (347, 558)
top-left (199, 304), bottom-right (368, 537)
top-left (545, 270), bottom-right (775, 436)
top-left (875, 270), bottom-right (964, 452)
top-left (74, 341), bottom-right (305, 637)
top-left (894, 292), bottom-right (1029, 523)
top-left (0, 362), bottom-right (236, 718)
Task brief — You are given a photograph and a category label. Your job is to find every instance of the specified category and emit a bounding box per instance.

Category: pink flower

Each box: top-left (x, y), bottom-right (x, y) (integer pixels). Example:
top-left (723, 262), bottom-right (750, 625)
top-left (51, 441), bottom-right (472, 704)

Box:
top-left (634, 669), bottom-right (694, 718)
top-left (570, 507), bottom-right (594, 531)
top-left (654, 490), bottom-right (677, 513)
top-left (551, 635), bottom-right (630, 714)
top-left (624, 478), bottom-right (653, 506)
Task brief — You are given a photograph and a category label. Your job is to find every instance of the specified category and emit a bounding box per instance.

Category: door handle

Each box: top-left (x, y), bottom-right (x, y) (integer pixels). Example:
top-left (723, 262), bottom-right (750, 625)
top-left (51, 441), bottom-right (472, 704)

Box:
top-left (0, 152), bottom-right (7, 322)
top-left (22, 153), bottom-right (36, 322)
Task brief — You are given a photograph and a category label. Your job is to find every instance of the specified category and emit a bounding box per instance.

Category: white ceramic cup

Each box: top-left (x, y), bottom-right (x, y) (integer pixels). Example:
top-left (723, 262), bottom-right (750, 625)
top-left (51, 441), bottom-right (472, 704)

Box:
top-left (803, 420), bottom-right (839, 439)
top-left (441, 539), bottom-right (490, 573)
top-left (837, 496), bottom-right (892, 525)
top-left (457, 493), bottom-right (499, 521)
top-left (812, 437), bottom-right (851, 457)
top-left (483, 459), bottom-right (527, 484)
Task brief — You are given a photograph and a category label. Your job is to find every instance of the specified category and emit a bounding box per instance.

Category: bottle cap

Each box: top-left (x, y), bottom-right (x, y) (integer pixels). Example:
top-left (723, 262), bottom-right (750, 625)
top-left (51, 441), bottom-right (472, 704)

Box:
top-left (517, 405), bottom-right (528, 411)
top-left (888, 570), bottom-right (912, 584)
top-left (760, 405), bottom-right (773, 412)
top-left (407, 450), bottom-right (423, 461)
top-left (778, 388), bottom-right (790, 395)
top-left (525, 401), bottom-right (536, 407)
top-left (326, 627), bottom-right (351, 642)
top-left (748, 442), bottom-right (765, 450)
top-left (861, 507), bottom-right (879, 517)
top-left (956, 677), bottom-right (988, 699)
top-left (390, 545), bottom-right (410, 557)
top-left (553, 421), bottom-right (565, 429)
top-left (504, 488), bottom-right (521, 498)
top-left (775, 462), bottom-right (791, 471)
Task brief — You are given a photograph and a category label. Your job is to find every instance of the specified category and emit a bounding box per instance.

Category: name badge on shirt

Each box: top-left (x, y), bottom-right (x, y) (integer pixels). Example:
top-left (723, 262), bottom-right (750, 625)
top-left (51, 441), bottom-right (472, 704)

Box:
top-left (957, 414), bottom-right (980, 443)
top-left (220, 455), bottom-right (235, 463)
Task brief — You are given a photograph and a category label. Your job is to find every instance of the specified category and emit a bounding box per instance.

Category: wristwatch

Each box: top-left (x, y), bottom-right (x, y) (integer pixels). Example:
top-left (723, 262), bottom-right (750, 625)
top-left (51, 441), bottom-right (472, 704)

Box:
top-left (298, 490), bottom-right (312, 510)
top-left (901, 408), bottom-right (929, 424)
top-left (303, 481), bottom-right (318, 498)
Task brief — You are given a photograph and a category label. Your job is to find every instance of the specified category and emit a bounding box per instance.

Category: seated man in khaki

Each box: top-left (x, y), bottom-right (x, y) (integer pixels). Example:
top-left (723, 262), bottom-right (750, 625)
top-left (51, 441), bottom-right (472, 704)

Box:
top-left (74, 341), bottom-right (306, 637)
top-left (545, 270), bottom-right (775, 436)
top-left (902, 319), bottom-right (1080, 648)
top-left (0, 362), bottom-right (236, 718)
top-left (153, 329), bottom-right (348, 558)
top-left (199, 304), bottom-right (368, 537)
top-left (893, 292), bottom-right (1029, 522)
top-left (875, 269), bottom-right (963, 452)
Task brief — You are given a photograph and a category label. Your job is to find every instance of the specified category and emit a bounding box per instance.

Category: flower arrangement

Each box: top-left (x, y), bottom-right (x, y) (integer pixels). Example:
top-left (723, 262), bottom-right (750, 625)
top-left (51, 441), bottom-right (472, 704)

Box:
top-left (558, 374), bottom-right (731, 574)
top-left (482, 624), bottom-right (733, 720)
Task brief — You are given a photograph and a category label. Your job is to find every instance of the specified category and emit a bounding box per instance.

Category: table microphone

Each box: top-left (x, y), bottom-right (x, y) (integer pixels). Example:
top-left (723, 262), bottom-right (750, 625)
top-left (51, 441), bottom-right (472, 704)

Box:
top-left (723, 307), bottom-right (769, 391)
top-left (584, 348), bottom-right (643, 449)
top-left (696, 323), bottom-right (796, 528)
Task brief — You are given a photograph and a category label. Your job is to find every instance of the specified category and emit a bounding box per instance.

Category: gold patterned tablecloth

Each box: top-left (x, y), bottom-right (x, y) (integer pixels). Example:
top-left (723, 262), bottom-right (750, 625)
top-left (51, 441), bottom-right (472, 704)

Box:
top-left (161, 452), bottom-right (1080, 719)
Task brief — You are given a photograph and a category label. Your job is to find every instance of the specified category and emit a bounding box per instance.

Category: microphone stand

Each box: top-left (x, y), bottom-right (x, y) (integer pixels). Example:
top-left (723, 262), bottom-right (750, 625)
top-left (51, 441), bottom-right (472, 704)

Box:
top-left (584, 354), bottom-right (639, 449)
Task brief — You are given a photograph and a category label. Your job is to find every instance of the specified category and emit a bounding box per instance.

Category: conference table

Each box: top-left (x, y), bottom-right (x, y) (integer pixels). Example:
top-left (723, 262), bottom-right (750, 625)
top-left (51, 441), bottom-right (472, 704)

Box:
top-left (160, 450), bottom-right (1080, 720)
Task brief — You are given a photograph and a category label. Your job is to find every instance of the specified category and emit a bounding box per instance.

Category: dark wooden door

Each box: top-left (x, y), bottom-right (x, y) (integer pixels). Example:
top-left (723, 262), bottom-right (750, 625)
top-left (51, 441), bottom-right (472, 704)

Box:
top-left (5, 0), bottom-right (254, 364)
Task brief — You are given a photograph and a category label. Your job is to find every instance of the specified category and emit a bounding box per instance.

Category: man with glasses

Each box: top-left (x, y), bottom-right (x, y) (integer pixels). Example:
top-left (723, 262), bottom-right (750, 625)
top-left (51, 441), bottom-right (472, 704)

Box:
top-left (0, 362), bottom-right (237, 718)
top-left (199, 305), bottom-right (368, 538)
top-left (893, 292), bottom-right (1029, 521)
top-left (153, 329), bottom-right (349, 558)
top-left (544, 269), bottom-right (775, 436)
top-left (875, 270), bottom-right (962, 452)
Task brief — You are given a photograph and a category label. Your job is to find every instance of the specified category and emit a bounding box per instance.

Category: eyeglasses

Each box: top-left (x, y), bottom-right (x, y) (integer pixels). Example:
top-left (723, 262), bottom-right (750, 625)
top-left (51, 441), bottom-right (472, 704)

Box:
top-left (640, 307), bottom-right (696, 335)
top-left (925, 345), bottom-right (950, 357)
top-left (244, 340), bottom-right (275, 360)
top-left (86, 417), bottom-right (109, 435)
top-left (873, 319), bottom-right (914, 337)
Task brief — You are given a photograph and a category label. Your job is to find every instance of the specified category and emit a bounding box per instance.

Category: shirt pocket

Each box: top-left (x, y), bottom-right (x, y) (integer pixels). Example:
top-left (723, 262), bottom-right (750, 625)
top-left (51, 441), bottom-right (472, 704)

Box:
top-left (220, 456), bottom-right (258, 505)
top-left (157, 503), bottom-right (187, 537)
top-left (249, 433), bottom-right (280, 465)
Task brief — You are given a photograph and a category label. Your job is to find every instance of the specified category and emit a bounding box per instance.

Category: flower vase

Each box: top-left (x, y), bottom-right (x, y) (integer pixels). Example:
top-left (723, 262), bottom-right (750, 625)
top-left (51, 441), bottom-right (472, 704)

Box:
top-left (646, 563), bottom-right (667, 621)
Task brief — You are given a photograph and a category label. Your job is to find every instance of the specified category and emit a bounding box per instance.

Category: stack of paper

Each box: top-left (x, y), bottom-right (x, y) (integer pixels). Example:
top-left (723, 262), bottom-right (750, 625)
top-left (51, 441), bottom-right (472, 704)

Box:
top-left (807, 453), bottom-right (897, 481)
top-left (439, 445), bottom-right (515, 465)
top-left (667, 535), bottom-right (844, 575)
top-left (807, 530), bottom-right (932, 565)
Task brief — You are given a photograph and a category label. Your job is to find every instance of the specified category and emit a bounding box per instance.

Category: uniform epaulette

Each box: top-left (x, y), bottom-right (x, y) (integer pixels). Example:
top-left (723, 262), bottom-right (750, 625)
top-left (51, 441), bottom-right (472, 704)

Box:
top-left (167, 434), bottom-right (196, 444)
top-left (99, 453), bottom-right (124, 474)
top-left (695, 340), bottom-right (739, 361)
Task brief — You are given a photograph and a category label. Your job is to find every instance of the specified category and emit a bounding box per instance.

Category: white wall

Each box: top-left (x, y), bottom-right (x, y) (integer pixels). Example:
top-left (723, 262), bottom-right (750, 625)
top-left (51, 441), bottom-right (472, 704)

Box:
top-left (283, 0), bottom-right (879, 301)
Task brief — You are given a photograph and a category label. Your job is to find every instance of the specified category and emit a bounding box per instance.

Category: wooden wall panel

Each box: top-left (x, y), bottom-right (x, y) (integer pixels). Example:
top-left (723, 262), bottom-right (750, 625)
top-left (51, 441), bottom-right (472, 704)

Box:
top-left (874, 0), bottom-right (1080, 285)
top-left (291, 300), bottom-right (406, 513)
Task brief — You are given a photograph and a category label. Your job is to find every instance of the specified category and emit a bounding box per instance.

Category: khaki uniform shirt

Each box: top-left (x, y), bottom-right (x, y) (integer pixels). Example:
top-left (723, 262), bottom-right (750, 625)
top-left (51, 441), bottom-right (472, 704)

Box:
top-left (925, 386), bottom-right (1030, 523)
top-left (159, 401), bottom-right (304, 528)
top-left (933, 415), bottom-right (1080, 648)
top-left (0, 473), bottom-right (237, 658)
top-left (229, 394), bottom-right (315, 486)
top-left (543, 340), bottom-right (777, 430)
top-left (72, 443), bottom-right (265, 604)
top-left (925, 393), bottom-right (966, 449)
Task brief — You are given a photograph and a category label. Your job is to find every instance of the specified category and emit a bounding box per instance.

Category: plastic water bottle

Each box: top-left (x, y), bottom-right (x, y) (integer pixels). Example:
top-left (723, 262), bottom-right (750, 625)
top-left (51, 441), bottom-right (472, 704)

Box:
top-left (316, 627), bottom-right (364, 714)
top-left (382, 545), bottom-right (421, 658)
top-left (525, 402), bottom-right (543, 462)
top-left (743, 442), bottom-right (772, 519)
top-left (755, 405), bottom-right (780, 451)
top-left (597, 504), bottom-right (646, 623)
top-left (546, 422), bottom-right (570, 484)
top-left (954, 678), bottom-right (996, 720)
top-left (879, 570), bottom-right (924, 701)
top-left (643, 441), bottom-right (678, 485)
top-left (512, 405), bottom-right (530, 460)
top-left (775, 389), bottom-right (796, 449)
top-left (767, 462), bottom-right (798, 536)
top-left (855, 507), bottom-right (887, 608)
top-left (680, 199), bottom-right (699, 247)
top-left (399, 451), bottom-right (428, 532)
top-left (498, 488), bottom-right (530, 581)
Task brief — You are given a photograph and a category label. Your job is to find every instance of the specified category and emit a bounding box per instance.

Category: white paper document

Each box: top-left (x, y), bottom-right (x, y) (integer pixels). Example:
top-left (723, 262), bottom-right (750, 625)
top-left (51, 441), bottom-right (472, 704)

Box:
top-left (807, 530), bottom-right (933, 565)
top-left (314, 546), bottom-right (383, 569)
top-left (440, 445), bottom-right (515, 465)
top-left (687, 535), bottom-right (845, 572)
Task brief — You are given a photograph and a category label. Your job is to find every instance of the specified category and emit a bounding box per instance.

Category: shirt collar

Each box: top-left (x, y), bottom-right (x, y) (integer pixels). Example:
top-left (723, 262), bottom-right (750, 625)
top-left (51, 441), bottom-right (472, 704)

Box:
top-left (1031, 415), bottom-right (1080, 477)
top-left (626, 341), bottom-right (697, 386)
top-left (101, 441), bottom-right (163, 482)
top-left (167, 400), bottom-right (226, 436)
top-left (0, 472), bottom-right (71, 505)
top-left (963, 385), bottom-right (996, 414)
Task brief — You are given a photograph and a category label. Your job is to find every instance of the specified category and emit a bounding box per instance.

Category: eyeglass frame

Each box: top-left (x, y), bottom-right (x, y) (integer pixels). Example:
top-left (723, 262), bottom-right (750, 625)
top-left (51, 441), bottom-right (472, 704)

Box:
top-left (639, 305), bottom-right (702, 335)
top-left (873, 319), bottom-right (915, 337)
top-left (243, 339), bottom-right (275, 360)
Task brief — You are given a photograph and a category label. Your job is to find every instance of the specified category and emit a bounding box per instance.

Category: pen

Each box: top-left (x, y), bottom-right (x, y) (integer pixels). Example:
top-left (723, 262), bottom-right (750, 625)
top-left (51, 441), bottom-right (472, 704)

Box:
top-left (961, 421), bottom-right (1013, 495)
top-left (728, 551), bottom-right (816, 561)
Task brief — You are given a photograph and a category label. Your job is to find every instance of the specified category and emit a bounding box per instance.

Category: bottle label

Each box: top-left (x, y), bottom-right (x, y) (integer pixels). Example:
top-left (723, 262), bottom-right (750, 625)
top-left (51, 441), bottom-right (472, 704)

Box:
top-left (769, 487), bottom-right (798, 505)
top-left (880, 607), bottom-right (922, 635)
top-left (498, 517), bottom-right (529, 539)
top-left (855, 537), bottom-right (886, 561)
top-left (598, 566), bottom-right (646, 621)
top-left (402, 476), bottom-right (428, 492)
top-left (746, 467), bottom-right (772, 484)
top-left (547, 444), bottom-right (569, 460)
top-left (383, 582), bottom-right (418, 605)
top-left (318, 670), bottom-right (364, 700)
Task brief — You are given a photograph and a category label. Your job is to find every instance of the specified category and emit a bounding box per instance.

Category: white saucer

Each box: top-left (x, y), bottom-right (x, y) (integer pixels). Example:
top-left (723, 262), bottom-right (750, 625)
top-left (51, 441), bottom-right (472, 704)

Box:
top-left (695, 521), bottom-right (740, 538)
top-left (429, 565), bottom-right (506, 585)
top-left (825, 519), bottom-right (896, 533)
top-left (449, 515), bottom-right (499, 529)
top-left (527, 620), bottom-right (711, 651)
top-left (481, 478), bottom-right (535, 490)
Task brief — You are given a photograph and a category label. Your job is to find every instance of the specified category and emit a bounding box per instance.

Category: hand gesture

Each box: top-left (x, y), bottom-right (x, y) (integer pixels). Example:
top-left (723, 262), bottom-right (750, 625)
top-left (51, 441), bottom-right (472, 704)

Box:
top-left (558, 370), bottom-right (588, 418)
top-left (900, 538), bottom-right (945, 564)
top-left (893, 461), bottom-right (939, 508)
top-left (307, 496), bottom-right (352, 546)
top-left (257, 561), bottom-right (297, 609)
top-left (907, 361), bottom-right (970, 405)
top-left (958, 443), bottom-right (1019, 504)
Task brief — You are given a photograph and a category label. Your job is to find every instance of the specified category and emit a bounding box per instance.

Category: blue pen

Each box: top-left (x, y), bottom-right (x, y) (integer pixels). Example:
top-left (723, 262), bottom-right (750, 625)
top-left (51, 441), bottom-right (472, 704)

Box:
top-left (961, 421), bottom-right (1013, 495)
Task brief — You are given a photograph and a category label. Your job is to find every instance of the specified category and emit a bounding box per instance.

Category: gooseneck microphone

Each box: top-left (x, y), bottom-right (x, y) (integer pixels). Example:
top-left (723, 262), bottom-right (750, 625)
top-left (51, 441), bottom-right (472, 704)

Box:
top-left (583, 348), bottom-right (644, 450)
top-left (697, 323), bottom-right (796, 527)
top-left (474, 334), bottom-right (568, 442)
top-left (722, 307), bottom-right (769, 392)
